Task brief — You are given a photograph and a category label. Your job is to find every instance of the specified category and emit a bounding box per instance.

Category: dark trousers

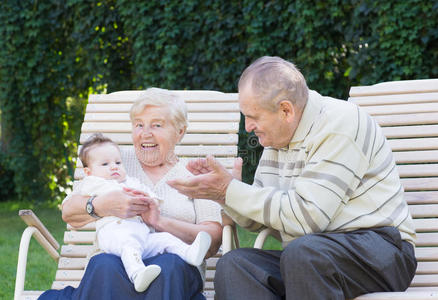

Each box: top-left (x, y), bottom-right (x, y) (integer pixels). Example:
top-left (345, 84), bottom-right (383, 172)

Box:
top-left (215, 227), bottom-right (417, 300)
top-left (39, 253), bottom-right (205, 300)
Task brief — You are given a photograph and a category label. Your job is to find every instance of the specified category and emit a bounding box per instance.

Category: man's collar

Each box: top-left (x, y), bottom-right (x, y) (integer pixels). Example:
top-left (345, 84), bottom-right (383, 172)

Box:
top-left (288, 90), bottom-right (323, 147)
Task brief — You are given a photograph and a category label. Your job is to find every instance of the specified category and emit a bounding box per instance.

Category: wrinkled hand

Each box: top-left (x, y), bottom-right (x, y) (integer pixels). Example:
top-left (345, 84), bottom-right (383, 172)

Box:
top-left (167, 155), bottom-right (240, 204)
top-left (140, 197), bottom-right (161, 228)
top-left (95, 188), bottom-right (150, 219)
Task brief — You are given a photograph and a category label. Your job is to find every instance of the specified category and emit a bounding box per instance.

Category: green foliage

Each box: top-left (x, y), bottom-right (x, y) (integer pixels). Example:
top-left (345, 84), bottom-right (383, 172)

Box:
top-left (0, 0), bottom-right (437, 201)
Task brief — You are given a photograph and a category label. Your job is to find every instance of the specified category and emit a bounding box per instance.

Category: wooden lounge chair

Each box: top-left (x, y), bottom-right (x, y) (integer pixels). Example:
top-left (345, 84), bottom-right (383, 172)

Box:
top-left (14, 90), bottom-right (240, 300)
top-left (237, 78), bottom-right (438, 299)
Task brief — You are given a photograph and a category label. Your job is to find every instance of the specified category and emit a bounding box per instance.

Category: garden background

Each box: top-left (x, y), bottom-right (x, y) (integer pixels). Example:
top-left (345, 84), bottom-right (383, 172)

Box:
top-left (1, 0), bottom-right (437, 298)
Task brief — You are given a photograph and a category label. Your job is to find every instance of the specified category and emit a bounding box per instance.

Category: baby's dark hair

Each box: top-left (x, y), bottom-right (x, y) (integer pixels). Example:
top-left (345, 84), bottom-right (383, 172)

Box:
top-left (79, 133), bottom-right (119, 167)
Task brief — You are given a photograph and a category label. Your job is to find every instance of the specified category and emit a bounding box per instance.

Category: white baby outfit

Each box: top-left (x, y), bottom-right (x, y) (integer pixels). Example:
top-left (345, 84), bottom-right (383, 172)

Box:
top-left (77, 175), bottom-right (202, 283)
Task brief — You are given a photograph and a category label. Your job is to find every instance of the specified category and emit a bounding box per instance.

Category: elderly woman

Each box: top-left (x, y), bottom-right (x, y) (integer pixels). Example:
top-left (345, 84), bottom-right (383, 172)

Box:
top-left (40, 88), bottom-right (222, 300)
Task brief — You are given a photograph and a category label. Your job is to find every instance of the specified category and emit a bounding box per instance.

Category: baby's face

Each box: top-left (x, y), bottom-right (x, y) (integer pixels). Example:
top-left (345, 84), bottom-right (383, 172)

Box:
top-left (85, 143), bottom-right (127, 183)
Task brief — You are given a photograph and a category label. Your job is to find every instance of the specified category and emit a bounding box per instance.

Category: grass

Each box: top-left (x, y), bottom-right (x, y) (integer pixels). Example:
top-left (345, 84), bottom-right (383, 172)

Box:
top-left (237, 226), bottom-right (283, 250)
top-left (1, 200), bottom-right (282, 299)
top-left (0, 201), bottom-right (65, 300)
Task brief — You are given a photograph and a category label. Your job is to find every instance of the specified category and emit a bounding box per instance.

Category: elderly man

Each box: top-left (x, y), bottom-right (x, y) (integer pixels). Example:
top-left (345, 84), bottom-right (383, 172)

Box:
top-left (168, 56), bottom-right (417, 299)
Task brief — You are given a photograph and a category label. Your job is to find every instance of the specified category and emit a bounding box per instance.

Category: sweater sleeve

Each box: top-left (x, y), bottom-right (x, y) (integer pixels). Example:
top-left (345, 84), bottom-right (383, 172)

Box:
top-left (225, 133), bottom-right (369, 237)
top-left (222, 167), bottom-right (267, 232)
top-left (194, 198), bottom-right (222, 225)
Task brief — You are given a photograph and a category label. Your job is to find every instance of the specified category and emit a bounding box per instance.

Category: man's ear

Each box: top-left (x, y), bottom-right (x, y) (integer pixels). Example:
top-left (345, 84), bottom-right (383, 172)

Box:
top-left (279, 100), bottom-right (295, 123)
top-left (84, 167), bottom-right (91, 176)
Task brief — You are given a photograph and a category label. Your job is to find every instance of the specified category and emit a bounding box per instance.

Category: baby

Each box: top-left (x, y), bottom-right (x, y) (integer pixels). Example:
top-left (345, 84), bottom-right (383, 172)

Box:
top-left (76, 133), bottom-right (211, 292)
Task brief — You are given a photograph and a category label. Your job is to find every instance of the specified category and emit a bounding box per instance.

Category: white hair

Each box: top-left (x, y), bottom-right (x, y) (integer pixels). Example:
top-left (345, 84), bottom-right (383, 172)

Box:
top-left (130, 87), bottom-right (188, 133)
top-left (238, 56), bottom-right (309, 111)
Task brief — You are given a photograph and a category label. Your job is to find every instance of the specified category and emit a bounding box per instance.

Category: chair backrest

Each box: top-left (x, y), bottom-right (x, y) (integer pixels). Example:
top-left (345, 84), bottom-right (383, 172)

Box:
top-left (348, 79), bottom-right (438, 290)
top-left (54, 90), bottom-right (239, 298)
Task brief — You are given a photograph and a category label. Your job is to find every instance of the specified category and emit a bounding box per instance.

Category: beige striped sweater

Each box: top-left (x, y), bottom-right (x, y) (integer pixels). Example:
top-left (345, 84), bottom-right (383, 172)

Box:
top-left (224, 90), bottom-right (416, 246)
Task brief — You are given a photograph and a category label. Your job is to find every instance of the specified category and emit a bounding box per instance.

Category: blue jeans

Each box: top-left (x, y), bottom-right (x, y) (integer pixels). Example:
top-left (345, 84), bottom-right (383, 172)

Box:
top-left (39, 253), bottom-right (205, 300)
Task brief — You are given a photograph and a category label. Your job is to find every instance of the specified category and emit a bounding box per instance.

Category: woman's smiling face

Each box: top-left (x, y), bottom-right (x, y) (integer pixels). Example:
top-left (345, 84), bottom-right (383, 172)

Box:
top-left (132, 105), bottom-right (184, 168)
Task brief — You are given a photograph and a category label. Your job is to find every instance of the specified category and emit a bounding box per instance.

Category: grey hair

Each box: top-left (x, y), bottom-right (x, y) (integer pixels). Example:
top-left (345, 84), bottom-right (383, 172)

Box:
top-left (238, 56), bottom-right (309, 111)
top-left (130, 87), bottom-right (188, 133)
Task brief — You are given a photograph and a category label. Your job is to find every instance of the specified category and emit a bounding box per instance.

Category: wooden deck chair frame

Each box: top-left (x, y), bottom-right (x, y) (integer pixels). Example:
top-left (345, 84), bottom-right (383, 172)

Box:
top-left (15, 90), bottom-right (240, 300)
top-left (223, 78), bottom-right (438, 299)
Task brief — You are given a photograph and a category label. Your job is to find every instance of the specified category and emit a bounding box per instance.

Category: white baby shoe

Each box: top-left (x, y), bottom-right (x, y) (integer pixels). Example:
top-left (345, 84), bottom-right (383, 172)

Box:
top-left (133, 264), bottom-right (161, 293)
top-left (185, 231), bottom-right (212, 266)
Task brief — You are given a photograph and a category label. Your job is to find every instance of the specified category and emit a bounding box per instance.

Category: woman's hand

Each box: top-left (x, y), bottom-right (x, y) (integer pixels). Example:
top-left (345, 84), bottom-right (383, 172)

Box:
top-left (139, 198), bottom-right (161, 228)
top-left (93, 188), bottom-right (150, 219)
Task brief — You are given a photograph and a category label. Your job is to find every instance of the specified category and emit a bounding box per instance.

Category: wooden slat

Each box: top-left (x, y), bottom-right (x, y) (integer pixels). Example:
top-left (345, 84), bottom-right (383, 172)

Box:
top-left (349, 92), bottom-right (438, 106)
top-left (80, 133), bottom-right (239, 145)
top-left (354, 290), bottom-right (438, 299)
top-left (51, 281), bottom-right (80, 289)
top-left (81, 121), bottom-right (239, 134)
top-left (349, 79), bottom-right (438, 97)
top-left (402, 178), bottom-right (438, 191)
top-left (361, 103), bottom-right (438, 116)
top-left (414, 219), bottom-right (438, 232)
top-left (411, 274), bottom-right (438, 287)
top-left (204, 281), bottom-right (214, 290)
top-left (64, 231), bottom-right (96, 244)
top-left (409, 205), bottom-right (438, 218)
top-left (84, 112), bottom-right (240, 122)
top-left (78, 145), bottom-right (237, 158)
top-left (19, 291), bottom-right (44, 300)
top-left (394, 151), bottom-right (438, 164)
top-left (374, 113), bottom-right (438, 127)
top-left (67, 222), bottom-right (96, 231)
top-left (203, 290), bottom-right (216, 300)
top-left (89, 90), bottom-right (238, 103)
top-left (416, 233), bottom-right (438, 247)
top-left (417, 262), bottom-right (438, 274)
top-left (206, 257), bottom-right (219, 269)
top-left (416, 247), bottom-right (438, 261)
top-left (405, 192), bottom-right (438, 205)
top-left (382, 125), bottom-right (438, 139)
top-left (85, 102), bottom-right (240, 113)
top-left (406, 286), bottom-right (438, 292)
top-left (76, 152), bottom-right (236, 168)
top-left (398, 164), bottom-right (438, 177)
top-left (205, 269), bottom-right (215, 281)
top-left (58, 257), bottom-right (88, 270)
top-left (175, 145), bottom-right (237, 156)
top-left (60, 245), bottom-right (94, 257)
top-left (74, 156), bottom-right (237, 179)
top-left (55, 269), bottom-right (85, 281)
top-left (389, 139), bottom-right (438, 151)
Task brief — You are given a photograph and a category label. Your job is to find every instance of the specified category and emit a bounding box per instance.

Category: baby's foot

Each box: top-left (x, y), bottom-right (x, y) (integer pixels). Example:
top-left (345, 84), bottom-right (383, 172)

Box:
top-left (185, 231), bottom-right (212, 266)
top-left (133, 264), bottom-right (161, 292)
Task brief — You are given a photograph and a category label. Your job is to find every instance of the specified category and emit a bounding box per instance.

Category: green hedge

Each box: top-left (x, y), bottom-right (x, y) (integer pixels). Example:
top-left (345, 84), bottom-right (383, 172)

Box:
top-left (0, 0), bottom-right (437, 203)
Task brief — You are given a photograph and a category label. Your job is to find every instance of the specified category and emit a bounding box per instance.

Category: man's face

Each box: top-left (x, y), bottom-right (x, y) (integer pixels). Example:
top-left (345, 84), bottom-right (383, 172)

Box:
top-left (239, 85), bottom-right (297, 149)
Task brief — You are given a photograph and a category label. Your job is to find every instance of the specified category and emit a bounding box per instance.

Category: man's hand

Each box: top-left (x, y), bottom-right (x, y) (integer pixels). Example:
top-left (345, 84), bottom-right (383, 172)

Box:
top-left (167, 155), bottom-right (241, 204)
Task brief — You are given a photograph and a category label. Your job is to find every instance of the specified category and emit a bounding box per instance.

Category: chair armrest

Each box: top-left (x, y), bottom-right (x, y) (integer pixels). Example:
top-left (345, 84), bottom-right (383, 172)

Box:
top-left (19, 209), bottom-right (59, 250)
top-left (222, 224), bottom-right (239, 254)
top-left (15, 224), bottom-right (60, 300)
top-left (254, 228), bottom-right (281, 249)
